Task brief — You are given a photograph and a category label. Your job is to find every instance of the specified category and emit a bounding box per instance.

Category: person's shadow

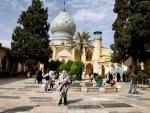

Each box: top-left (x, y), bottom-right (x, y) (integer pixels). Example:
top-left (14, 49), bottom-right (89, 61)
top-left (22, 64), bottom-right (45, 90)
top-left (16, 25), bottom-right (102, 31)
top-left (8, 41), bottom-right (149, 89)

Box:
top-left (67, 98), bottom-right (83, 104)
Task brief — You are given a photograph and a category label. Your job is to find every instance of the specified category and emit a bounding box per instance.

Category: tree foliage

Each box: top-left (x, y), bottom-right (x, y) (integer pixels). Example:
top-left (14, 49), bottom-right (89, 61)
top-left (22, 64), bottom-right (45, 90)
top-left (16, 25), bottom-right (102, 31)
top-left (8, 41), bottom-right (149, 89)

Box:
top-left (70, 61), bottom-right (84, 80)
top-left (11, 0), bottom-right (51, 65)
top-left (59, 60), bottom-right (84, 80)
top-left (111, 0), bottom-right (130, 63)
top-left (111, 0), bottom-right (150, 66)
top-left (69, 32), bottom-right (93, 60)
top-left (58, 60), bottom-right (73, 73)
top-left (45, 60), bottom-right (62, 71)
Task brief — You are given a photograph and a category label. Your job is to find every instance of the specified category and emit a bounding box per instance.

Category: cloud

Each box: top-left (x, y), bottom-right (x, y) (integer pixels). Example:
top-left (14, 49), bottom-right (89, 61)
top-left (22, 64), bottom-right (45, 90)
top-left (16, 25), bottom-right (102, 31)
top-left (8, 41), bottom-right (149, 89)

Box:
top-left (0, 0), bottom-right (116, 48)
top-left (0, 40), bottom-right (11, 48)
top-left (43, 0), bottom-right (58, 10)
top-left (73, 8), bottom-right (105, 22)
top-left (0, 0), bottom-right (31, 12)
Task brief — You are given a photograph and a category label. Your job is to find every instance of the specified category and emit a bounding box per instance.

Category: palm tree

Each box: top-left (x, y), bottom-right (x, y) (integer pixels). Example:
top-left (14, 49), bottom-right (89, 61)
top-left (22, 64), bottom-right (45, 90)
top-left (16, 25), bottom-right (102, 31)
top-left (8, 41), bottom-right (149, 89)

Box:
top-left (69, 32), bottom-right (93, 60)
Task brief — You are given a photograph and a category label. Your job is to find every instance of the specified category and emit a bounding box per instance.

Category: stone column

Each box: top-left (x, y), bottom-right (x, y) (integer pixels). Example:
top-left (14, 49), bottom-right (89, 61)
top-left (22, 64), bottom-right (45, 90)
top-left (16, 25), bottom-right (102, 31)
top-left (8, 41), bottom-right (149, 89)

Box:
top-left (52, 46), bottom-right (57, 60)
top-left (81, 48), bottom-right (86, 63)
top-left (71, 49), bottom-right (75, 61)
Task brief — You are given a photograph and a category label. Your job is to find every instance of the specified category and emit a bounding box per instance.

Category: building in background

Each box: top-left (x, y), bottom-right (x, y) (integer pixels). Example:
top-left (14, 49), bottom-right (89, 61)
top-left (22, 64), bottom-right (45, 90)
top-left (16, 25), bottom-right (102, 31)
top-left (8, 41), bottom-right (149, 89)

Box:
top-left (49, 9), bottom-right (112, 79)
top-left (0, 44), bottom-right (11, 76)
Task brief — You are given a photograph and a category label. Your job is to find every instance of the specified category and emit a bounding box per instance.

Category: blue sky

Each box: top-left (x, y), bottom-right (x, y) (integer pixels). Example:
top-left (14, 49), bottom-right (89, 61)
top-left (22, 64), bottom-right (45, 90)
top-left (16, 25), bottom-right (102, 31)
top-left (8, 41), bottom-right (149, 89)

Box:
top-left (0, 0), bottom-right (116, 48)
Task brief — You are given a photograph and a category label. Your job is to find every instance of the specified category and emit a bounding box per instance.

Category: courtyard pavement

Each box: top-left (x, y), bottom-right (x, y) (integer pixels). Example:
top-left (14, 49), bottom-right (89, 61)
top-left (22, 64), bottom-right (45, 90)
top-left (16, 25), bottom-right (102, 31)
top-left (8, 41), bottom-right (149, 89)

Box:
top-left (0, 78), bottom-right (150, 113)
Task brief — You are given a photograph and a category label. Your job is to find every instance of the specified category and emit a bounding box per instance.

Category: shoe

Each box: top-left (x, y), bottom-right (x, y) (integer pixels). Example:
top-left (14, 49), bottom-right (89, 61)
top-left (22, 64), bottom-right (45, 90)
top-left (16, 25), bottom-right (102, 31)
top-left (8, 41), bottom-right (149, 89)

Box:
top-left (58, 102), bottom-right (62, 105)
top-left (64, 103), bottom-right (67, 105)
top-left (58, 99), bottom-right (62, 105)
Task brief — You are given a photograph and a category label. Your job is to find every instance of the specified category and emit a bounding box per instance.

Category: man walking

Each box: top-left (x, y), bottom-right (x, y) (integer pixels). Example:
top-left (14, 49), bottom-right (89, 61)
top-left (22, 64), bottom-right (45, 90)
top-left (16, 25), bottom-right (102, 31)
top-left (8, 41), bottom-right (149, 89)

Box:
top-left (127, 65), bottom-right (138, 94)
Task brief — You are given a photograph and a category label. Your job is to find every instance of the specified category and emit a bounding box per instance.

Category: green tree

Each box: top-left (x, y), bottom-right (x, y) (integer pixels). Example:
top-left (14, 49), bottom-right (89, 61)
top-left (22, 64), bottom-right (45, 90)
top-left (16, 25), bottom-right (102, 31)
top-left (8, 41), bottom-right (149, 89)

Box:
top-left (125, 0), bottom-right (150, 67)
top-left (111, 0), bottom-right (150, 69)
top-left (70, 61), bottom-right (84, 80)
top-left (70, 32), bottom-right (93, 60)
top-left (111, 0), bottom-right (130, 63)
top-left (45, 60), bottom-right (62, 71)
top-left (11, 0), bottom-right (51, 67)
top-left (65, 60), bottom-right (73, 72)
top-left (59, 63), bottom-right (67, 72)
top-left (58, 60), bottom-right (73, 73)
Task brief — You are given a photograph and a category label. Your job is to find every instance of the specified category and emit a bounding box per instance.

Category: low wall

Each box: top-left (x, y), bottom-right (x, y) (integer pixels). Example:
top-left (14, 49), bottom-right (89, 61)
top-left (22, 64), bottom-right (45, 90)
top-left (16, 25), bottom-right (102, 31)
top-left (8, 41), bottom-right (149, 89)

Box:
top-left (69, 87), bottom-right (82, 92)
top-left (69, 86), bottom-right (118, 94)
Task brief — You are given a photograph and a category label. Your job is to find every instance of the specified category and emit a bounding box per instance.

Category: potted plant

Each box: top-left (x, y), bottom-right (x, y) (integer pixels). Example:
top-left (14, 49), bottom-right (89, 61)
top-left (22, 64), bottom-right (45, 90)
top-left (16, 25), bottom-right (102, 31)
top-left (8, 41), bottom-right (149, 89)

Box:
top-left (93, 73), bottom-right (103, 88)
top-left (137, 70), bottom-right (147, 89)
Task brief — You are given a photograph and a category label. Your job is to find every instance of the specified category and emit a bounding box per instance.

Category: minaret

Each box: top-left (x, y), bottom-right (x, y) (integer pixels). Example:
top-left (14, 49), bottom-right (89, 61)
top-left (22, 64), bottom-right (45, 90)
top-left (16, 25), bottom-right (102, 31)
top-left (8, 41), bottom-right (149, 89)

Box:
top-left (92, 31), bottom-right (102, 74)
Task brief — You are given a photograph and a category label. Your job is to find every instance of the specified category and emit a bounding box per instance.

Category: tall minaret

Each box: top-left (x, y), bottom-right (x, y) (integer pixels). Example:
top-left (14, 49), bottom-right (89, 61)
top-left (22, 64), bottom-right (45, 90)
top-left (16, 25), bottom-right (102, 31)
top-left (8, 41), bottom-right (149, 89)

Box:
top-left (92, 31), bottom-right (102, 74)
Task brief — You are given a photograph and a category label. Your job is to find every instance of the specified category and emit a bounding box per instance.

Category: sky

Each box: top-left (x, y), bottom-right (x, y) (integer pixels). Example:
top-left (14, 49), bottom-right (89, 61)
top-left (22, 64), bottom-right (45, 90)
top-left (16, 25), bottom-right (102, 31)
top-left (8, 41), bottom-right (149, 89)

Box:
top-left (0, 0), bottom-right (116, 48)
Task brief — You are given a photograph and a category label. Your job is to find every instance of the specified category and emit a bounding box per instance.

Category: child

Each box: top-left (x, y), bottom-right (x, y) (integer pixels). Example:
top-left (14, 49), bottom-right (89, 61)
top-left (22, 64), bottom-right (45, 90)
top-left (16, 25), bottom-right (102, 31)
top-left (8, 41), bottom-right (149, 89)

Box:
top-left (44, 71), bottom-right (50, 91)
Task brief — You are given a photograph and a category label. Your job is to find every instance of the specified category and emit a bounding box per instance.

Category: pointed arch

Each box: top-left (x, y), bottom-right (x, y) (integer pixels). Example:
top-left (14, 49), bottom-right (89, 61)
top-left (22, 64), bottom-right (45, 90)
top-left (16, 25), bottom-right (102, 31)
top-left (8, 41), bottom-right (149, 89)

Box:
top-left (85, 63), bottom-right (93, 75)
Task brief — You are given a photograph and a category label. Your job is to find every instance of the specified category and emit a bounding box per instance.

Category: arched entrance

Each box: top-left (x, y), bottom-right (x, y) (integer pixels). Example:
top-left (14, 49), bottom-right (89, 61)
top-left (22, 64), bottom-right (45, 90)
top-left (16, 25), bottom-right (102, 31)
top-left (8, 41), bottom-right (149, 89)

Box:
top-left (85, 63), bottom-right (93, 77)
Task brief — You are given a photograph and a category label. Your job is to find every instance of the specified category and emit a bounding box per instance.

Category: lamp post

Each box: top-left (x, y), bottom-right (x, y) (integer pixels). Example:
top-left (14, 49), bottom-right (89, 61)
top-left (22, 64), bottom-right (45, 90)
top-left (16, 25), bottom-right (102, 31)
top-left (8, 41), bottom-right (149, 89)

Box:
top-left (141, 62), bottom-right (144, 90)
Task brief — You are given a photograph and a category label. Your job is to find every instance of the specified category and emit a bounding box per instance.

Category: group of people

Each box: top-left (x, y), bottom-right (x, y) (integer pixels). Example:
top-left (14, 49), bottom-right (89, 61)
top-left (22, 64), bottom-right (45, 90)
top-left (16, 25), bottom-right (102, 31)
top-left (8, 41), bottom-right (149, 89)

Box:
top-left (104, 64), bottom-right (138, 94)
top-left (34, 64), bottom-right (138, 106)
top-left (43, 70), bottom-right (55, 91)
top-left (35, 69), bottom-right (70, 105)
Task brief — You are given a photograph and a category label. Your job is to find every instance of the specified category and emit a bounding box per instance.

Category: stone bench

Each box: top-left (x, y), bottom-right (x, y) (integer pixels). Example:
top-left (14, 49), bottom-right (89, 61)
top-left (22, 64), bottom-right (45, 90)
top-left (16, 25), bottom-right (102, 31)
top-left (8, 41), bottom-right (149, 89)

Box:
top-left (87, 87), bottom-right (99, 93)
top-left (105, 87), bottom-right (118, 93)
top-left (69, 87), bottom-right (82, 92)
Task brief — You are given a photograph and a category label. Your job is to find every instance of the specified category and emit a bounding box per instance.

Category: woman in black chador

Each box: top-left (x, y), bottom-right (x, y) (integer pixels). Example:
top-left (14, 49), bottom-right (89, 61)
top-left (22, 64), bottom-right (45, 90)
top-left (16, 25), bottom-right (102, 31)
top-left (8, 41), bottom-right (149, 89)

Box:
top-left (37, 70), bottom-right (43, 84)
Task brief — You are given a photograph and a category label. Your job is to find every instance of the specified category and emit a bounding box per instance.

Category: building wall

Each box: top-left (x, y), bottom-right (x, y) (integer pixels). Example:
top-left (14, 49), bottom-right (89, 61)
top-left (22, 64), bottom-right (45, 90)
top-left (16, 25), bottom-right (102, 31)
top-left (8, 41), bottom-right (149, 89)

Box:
top-left (49, 38), bottom-right (112, 76)
top-left (144, 59), bottom-right (150, 76)
top-left (0, 47), bottom-right (11, 72)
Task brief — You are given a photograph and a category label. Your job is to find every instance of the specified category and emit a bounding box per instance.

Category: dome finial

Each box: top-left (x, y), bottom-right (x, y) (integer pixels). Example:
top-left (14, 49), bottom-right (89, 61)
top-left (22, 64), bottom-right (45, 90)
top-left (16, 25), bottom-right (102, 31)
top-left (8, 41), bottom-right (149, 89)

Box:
top-left (63, 0), bottom-right (66, 11)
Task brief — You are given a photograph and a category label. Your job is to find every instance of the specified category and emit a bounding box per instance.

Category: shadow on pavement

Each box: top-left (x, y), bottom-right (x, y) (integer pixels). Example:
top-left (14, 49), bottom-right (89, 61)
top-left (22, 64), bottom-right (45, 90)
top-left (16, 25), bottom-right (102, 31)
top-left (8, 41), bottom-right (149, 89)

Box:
top-left (0, 105), bottom-right (40, 113)
top-left (0, 77), bottom-right (26, 85)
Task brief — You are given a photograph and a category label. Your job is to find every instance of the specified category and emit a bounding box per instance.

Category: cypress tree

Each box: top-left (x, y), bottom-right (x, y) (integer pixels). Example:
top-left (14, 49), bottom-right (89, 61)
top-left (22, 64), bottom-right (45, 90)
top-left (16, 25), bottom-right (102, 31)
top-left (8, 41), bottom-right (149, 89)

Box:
top-left (111, 0), bottom-right (150, 68)
top-left (11, 0), bottom-right (51, 66)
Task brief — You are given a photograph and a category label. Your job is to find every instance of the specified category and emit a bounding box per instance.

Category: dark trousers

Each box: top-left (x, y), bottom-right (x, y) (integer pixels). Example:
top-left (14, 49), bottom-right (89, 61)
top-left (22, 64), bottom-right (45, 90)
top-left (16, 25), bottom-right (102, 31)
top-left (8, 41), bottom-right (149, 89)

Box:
top-left (59, 97), bottom-right (67, 105)
top-left (50, 83), bottom-right (54, 88)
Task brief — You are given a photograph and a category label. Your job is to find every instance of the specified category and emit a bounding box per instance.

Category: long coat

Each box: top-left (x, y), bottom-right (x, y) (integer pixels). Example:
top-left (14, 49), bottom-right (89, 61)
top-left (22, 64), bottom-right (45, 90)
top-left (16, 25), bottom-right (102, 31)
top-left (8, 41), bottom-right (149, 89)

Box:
top-left (56, 74), bottom-right (70, 98)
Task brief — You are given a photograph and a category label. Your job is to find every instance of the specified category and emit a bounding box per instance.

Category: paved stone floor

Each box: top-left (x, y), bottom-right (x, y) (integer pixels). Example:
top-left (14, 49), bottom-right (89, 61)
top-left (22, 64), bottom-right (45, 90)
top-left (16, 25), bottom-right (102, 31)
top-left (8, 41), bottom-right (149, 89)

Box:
top-left (0, 78), bottom-right (150, 113)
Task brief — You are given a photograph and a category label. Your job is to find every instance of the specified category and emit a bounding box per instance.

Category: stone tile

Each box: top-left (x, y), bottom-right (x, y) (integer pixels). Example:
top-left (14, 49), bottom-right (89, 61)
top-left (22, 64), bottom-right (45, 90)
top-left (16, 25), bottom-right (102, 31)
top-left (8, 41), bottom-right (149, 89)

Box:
top-left (24, 86), bottom-right (40, 88)
top-left (29, 97), bottom-right (52, 100)
top-left (138, 97), bottom-right (150, 100)
top-left (0, 105), bottom-right (39, 113)
top-left (101, 103), bottom-right (133, 108)
top-left (68, 110), bottom-right (108, 113)
top-left (0, 78), bottom-right (150, 113)
top-left (17, 88), bottom-right (31, 91)
top-left (0, 96), bottom-right (20, 99)
top-left (67, 104), bottom-right (102, 109)
top-left (0, 88), bottom-right (16, 90)
top-left (109, 111), bottom-right (142, 113)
